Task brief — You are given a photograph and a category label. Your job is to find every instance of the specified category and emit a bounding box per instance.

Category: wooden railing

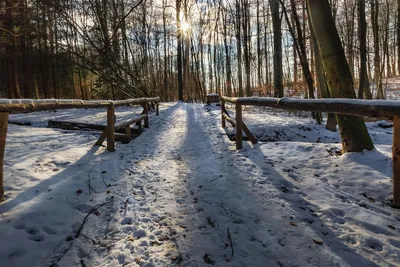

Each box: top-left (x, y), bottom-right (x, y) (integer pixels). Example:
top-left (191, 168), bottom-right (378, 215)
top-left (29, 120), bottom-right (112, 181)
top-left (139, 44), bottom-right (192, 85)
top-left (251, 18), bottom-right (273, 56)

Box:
top-left (0, 97), bottom-right (160, 202)
top-left (221, 96), bottom-right (400, 208)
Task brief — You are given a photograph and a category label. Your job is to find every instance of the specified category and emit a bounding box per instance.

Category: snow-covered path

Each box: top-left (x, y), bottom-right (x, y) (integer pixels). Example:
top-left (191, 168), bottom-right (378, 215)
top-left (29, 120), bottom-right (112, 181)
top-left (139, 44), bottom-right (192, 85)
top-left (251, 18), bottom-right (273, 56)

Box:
top-left (66, 103), bottom-right (379, 266)
top-left (1, 103), bottom-right (400, 266)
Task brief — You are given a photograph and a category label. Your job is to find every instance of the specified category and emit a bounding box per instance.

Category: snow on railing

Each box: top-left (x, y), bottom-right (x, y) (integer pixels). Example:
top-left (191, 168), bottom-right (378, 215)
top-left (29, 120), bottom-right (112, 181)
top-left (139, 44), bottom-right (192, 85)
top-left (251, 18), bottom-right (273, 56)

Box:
top-left (0, 97), bottom-right (160, 202)
top-left (221, 96), bottom-right (400, 208)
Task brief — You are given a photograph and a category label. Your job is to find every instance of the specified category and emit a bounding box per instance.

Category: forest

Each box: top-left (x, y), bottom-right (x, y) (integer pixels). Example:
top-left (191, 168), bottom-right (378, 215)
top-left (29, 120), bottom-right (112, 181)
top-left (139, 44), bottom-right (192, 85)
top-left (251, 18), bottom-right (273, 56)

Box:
top-left (0, 0), bottom-right (398, 102)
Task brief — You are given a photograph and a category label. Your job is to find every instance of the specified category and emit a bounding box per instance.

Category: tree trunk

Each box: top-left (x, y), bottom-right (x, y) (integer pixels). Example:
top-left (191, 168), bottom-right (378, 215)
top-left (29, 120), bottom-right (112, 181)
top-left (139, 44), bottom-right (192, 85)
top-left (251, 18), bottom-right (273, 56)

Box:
top-left (236, 0), bottom-right (243, 97)
top-left (176, 0), bottom-right (183, 101)
top-left (307, 0), bottom-right (374, 153)
top-left (308, 5), bottom-right (337, 131)
top-left (358, 0), bottom-right (372, 99)
top-left (270, 0), bottom-right (283, 97)
top-left (398, 0), bottom-right (400, 75)
top-left (243, 0), bottom-right (251, 96)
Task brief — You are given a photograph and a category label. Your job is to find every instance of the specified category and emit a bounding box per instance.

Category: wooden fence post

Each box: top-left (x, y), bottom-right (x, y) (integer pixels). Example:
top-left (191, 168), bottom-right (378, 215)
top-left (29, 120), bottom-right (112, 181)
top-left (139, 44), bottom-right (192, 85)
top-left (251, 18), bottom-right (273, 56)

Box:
top-left (393, 116), bottom-right (400, 208)
top-left (236, 104), bottom-right (242, 149)
top-left (221, 99), bottom-right (226, 128)
top-left (107, 104), bottom-right (115, 152)
top-left (0, 112), bottom-right (9, 202)
top-left (144, 102), bottom-right (149, 128)
top-left (156, 102), bottom-right (159, 116)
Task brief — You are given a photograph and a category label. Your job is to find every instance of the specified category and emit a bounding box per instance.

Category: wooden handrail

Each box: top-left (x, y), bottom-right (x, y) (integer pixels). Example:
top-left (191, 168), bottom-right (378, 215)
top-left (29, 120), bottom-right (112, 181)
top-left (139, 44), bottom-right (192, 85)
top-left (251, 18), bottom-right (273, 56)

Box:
top-left (0, 97), bottom-right (160, 202)
top-left (0, 97), bottom-right (160, 114)
top-left (114, 114), bottom-right (148, 131)
top-left (222, 96), bottom-right (400, 119)
top-left (221, 95), bottom-right (400, 208)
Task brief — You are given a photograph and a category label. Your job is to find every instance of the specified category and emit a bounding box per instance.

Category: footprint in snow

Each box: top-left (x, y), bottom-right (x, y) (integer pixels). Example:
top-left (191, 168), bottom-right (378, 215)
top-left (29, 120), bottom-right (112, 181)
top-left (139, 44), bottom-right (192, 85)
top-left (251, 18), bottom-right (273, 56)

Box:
top-left (365, 237), bottom-right (384, 252)
top-left (28, 234), bottom-right (44, 242)
top-left (42, 226), bottom-right (57, 235)
top-left (13, 223), bottom-right (25, 230)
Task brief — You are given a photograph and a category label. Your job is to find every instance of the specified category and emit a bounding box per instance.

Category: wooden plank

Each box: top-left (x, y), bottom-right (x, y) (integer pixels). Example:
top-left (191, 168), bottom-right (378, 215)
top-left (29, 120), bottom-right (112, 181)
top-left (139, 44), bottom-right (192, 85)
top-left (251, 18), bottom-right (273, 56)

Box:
top-left (114, 114), bottom-right (148, 131)
top-left (236, 104), bottom-right (243, 150)
top-left (0, 112), bottom-right (8, 202)
top-left (107, 104), bottom-right (115, 152)
top-left (393, 116), bottom-right (400, 208)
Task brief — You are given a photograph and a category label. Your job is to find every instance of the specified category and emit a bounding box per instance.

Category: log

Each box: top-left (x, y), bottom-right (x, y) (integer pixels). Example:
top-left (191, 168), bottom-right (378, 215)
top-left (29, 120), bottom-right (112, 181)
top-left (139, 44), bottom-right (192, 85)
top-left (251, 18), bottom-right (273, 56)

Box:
top-left (143, 102), bottom-right (149, 128)
top-left (236, 104), bottom-right (243, 150)
top-left (125, 126), bottom-right (131, 140)
top-left (8, 121), bottom-right (31, 126)
top-left (115, 133), bottom-right (139, 144)
top-left (0, 97), bottom-right (160, 114)
top-left (223, 113), bottom-right (236, 127)
top-left (95, 129), bottom-right (107, 146)
top-left (107, 104), bottom-right (115, 152)
top-left (114, 114), bottom-right (148, 131)
top-left (0, 112), bottom-right (8, 202)
top-left (221, 100), bottom-right (226, 128)
top-left (393, 116), bottom-right (400, 208)
top-left (222, 112), bottom-right (256, 144)
top-left (242, 121), bottom-right (257, 144)
top-left (48, 120), bottom-right (142, 135)
top-left (49, 120), bottom-right (106, 131)
top-left (221, 96), bottom-right (400, 119)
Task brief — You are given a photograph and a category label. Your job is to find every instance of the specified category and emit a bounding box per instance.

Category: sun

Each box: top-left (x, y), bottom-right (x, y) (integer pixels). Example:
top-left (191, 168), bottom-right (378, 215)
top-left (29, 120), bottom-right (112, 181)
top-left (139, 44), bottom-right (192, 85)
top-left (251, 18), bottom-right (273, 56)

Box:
top-left (181, 21), bottom-right (190, 33)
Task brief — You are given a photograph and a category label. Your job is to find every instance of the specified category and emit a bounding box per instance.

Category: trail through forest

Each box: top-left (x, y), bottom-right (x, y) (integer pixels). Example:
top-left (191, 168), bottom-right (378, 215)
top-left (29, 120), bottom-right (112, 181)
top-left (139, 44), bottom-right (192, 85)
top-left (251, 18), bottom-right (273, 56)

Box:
top-left (1, 103), bottom-right (400, 266)
top-left (62, 103), bottom-right (369, 266)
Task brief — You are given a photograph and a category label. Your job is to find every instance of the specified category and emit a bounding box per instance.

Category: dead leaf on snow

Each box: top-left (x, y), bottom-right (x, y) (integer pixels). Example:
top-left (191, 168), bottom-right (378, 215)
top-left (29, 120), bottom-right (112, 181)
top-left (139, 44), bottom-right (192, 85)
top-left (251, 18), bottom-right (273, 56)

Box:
top-left (313, 239), bottom-right (323, 245)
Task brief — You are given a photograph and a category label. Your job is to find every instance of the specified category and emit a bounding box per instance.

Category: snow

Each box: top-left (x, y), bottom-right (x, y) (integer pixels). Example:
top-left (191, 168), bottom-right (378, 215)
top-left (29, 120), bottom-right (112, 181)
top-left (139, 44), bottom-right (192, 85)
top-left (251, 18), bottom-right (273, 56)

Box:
top-left (1, 102), bottom-right (400, 266)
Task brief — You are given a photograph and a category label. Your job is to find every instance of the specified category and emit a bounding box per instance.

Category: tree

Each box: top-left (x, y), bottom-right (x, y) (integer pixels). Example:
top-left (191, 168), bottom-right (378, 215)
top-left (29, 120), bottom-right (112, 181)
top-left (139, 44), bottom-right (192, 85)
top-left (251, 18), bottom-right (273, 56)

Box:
top-left (307, 0), bottom-right (374, 152)
top-left (358, 0), bottom-right (372, 99)
top-left (270, 0), bottom-right (283, 97)
top-left (176, 0), bottom-right (184, 101)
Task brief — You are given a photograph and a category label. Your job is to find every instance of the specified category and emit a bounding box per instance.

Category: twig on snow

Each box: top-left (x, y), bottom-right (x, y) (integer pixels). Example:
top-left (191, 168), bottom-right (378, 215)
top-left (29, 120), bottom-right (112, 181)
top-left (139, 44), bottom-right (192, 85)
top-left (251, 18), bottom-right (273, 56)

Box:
top-left (227, 228), bottom-right (234, 257)
top-left (101, 169), bottom-right (110, 187)
top-left (87, 162), bottom-right (99, 194)
top-left (75, 197), bottom-right (114, 238)
top-left (209, 176), bottom-right (222, 182)
top-left (47, 198), bottom-right (113, 267)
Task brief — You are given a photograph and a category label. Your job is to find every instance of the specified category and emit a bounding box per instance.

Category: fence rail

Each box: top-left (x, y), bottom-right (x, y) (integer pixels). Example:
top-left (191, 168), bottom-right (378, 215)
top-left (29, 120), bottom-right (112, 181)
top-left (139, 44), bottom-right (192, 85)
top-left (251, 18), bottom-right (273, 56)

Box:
top-left (0, 97), bottom-right (160, 202)
top-left (0, 97), bottom-right (160, 114)
top-left (221, 96), bottom-right (400, 208)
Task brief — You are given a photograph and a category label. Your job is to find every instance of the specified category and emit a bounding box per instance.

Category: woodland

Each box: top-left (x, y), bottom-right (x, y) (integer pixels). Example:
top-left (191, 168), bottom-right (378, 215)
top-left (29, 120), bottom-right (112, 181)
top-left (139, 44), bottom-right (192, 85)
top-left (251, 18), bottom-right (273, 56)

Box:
top-left (0, 0), bottom-right (397, 102)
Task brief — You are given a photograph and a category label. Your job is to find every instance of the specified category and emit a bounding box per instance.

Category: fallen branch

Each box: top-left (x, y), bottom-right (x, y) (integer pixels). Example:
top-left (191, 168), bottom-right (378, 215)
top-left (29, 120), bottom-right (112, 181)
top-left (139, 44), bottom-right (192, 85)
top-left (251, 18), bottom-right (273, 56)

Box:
top-left (75, 197), bottom-right (114, 238)
top-left (48, 198), bottom-right (113, 266)
top-left (87, 162), bottom-right (98, 194)
top-left (227, 228), bottom-right (234, 257)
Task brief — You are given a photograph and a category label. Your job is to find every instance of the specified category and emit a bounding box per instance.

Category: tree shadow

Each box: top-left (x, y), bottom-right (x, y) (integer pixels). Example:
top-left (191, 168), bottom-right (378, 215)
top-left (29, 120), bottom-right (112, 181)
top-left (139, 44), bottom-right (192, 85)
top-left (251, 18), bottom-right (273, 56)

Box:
top-left (240, 143), bottom-right (395, 266)
top-left (1, 103), bottom-right (180, 214)
top-left (173, 104), bottom-right (380, 266)
top-left (0, 103), bottom-right (182, 267)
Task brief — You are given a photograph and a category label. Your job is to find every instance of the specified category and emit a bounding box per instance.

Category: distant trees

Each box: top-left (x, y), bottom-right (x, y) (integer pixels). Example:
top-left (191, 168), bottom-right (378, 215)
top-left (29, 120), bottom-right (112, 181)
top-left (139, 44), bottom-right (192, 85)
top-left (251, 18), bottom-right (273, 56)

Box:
top-left (0, 0), bottom-right (399, 101)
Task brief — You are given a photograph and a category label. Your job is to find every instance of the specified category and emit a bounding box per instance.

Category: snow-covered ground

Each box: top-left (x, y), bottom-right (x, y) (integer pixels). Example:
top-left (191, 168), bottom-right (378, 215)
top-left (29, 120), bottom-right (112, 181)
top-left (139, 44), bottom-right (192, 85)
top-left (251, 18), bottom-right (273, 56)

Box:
top-left (0, 102), bottom-right (400, 266)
